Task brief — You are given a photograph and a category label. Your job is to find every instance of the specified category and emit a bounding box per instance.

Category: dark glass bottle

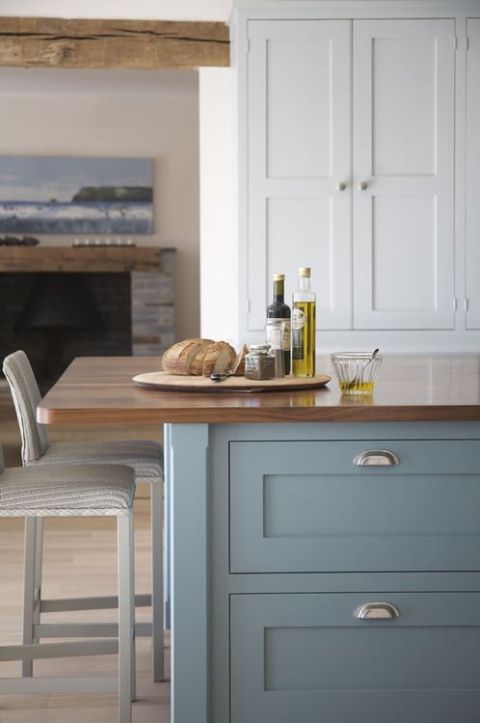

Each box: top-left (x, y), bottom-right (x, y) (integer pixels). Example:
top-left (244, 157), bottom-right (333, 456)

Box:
top-left (266, 273), bottom-right (291, 375)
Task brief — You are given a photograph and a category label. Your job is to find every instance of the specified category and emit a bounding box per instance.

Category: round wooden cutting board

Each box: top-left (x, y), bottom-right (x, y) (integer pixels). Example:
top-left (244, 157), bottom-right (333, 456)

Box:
top-left (132, 370), bottom-right (331, 393)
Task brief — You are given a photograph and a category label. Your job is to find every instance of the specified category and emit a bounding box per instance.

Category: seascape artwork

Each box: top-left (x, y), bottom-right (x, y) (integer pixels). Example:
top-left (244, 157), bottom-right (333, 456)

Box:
top-left (0, 156), bottom-right (154, 234)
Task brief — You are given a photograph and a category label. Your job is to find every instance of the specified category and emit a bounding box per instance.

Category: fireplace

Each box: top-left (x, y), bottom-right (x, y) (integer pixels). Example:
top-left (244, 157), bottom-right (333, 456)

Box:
top-left (0, 246), bottom-right (175, 391)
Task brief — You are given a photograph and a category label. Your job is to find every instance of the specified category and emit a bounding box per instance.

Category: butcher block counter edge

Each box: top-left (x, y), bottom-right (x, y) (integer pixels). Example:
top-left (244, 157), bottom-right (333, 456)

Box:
top-left (36, 354), bottom-right (480, 425)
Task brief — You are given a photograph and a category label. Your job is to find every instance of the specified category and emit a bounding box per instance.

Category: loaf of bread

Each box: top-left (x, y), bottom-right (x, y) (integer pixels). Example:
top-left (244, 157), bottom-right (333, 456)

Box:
top-left (201, 341), bottom-right (237, 376)
top-left (232, 343), bottom-right (249, 376)
top-left (161, 338), bottom-right (237, 376)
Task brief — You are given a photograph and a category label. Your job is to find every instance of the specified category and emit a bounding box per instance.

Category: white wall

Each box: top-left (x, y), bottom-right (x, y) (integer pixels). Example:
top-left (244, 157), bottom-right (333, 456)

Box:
top-left (199, 68), bottom-right (236, 343)
top-left (0, 68), bottom-right (200, 340)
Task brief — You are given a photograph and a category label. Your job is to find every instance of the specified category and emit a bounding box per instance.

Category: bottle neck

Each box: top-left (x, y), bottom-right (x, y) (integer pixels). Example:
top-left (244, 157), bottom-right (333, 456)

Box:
top-left (298, 275), bottom-right (311, 292)
top-left (273, 279), bottom-right (285, 302)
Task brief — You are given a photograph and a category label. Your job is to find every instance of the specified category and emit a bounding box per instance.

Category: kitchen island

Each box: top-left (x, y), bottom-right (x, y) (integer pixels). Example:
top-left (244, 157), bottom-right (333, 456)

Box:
top-left (38, 354), bottom-right (480, 723)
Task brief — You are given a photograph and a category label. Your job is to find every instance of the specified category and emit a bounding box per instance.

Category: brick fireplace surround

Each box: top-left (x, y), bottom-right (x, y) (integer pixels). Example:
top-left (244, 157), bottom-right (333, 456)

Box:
top-left (0, 246), bottom-right (175, 389)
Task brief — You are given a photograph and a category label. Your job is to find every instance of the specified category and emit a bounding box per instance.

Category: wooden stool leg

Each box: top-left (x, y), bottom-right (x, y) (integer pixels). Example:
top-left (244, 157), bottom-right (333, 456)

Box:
top-left (117, 513), bottom-right (134, 723)
top-left (22, 517), bottom-right (43, 677)
top-left (151, 483), bottom-right (165, 681)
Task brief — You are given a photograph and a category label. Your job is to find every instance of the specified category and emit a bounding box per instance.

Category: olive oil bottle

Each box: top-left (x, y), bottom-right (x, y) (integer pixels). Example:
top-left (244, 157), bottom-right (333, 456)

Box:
top-left (266, 273), bottom-right (291, 374)
top-left (292, 267), bottom-right (316, 377)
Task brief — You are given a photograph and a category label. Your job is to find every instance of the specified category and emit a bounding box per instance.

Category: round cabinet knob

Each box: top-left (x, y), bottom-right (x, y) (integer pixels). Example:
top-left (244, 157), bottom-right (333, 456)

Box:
top-left (358, 181), bottom-right (369, 191)
top-left (337, 181), bottom-right (347, 191)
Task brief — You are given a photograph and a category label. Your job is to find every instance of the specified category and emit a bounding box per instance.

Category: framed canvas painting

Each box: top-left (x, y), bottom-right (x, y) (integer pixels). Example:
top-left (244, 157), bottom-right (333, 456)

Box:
top-left (0, 156), bottom-right (154, 234)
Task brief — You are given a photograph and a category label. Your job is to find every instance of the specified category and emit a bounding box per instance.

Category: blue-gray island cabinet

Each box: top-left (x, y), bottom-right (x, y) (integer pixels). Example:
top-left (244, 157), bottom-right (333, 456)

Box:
top-left (37, 355), bottom-right (480, 723)
top-left (171, 421), bottom-right (480, 723)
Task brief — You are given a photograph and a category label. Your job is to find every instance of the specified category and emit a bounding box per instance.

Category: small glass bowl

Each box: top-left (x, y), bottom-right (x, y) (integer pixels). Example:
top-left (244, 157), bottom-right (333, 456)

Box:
top-left (331, 352), bottom-right (382, 395)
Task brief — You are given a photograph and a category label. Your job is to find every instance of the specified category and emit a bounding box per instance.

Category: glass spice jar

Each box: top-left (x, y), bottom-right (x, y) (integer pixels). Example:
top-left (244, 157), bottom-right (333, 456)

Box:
top-left (244, 344), bottom-right (276, 380)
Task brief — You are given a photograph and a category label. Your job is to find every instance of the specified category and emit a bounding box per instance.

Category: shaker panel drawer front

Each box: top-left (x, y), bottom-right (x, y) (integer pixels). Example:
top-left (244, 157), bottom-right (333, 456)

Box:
top-left (230, 593), bottom-right (480, 723)
top-left (229, 440), bottom-right (480, 573)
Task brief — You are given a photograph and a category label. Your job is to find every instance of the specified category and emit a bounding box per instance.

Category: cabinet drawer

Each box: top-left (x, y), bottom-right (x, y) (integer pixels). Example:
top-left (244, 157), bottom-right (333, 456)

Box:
top-left (229, 440), bottom-right (480, 572)
top-left (231, 592), bottom-right (480, 723)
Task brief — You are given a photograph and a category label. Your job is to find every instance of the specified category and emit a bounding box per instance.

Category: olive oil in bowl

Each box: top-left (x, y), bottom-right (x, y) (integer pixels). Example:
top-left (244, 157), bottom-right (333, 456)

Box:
top-left (331, 351), bottom-right (382, 396)
top-left (339, 380), bottom-right (375, 395)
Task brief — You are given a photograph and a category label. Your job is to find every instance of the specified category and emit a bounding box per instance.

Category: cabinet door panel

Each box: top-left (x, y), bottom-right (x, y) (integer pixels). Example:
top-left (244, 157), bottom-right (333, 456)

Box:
top-left (246, 20), bottom-right (351, 332)
top-left (266, 37), bottom-right (330, 178)
top-left (371, 37), bottom-right (436, 176)
top-left (231, 593), bottom-right (480, 723)
top-left (372, 196), bottom-right (437, 312)
top-left (229, 440), bottom-right (480, 573)
top-left (466, 19), bottom-right (480, 328)
top-left (267, 197), bottom-right (333, 316)
top-left (353, 20), bottom-right (455, 329)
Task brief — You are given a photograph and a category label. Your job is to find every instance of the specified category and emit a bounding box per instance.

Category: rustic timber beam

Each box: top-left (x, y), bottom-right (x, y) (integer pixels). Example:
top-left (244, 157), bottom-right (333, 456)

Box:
top-left (0, 16), bottom-right (230, 69)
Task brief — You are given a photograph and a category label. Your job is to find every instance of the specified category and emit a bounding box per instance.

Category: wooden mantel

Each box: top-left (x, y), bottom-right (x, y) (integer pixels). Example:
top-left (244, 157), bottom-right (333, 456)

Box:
top-left (0, 245), bottom-right (172, 273)
top-left (0, 16), bottom-right (230, 70)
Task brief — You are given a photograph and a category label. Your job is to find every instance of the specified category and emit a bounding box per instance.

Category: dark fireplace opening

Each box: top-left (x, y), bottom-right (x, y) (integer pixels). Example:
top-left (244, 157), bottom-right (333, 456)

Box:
top-left (16, 272), bottom-right (104, 332)
top-left (1, 272), bottom-right (132, 392)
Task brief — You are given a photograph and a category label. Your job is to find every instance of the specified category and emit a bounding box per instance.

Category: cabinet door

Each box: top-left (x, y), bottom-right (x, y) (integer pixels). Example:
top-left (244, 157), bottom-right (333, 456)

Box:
top-left (229, 439), bottom-right (480, 573)
top-left (231, 593), bottom-right (480, 723)
top-left (353, 20), bottom-right (455, 330)
top-left (465, 19), bottom-right (480, 328)
top-left (245, 20), bottom-right (351, 332)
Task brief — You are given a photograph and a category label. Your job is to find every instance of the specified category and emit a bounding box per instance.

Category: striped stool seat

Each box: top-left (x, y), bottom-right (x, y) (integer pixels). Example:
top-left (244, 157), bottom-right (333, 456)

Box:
top-left (39, 440), bottom-right (163, 482)
top-left (0, 463), bottom-right (134, 515)
top-left (0, 455), bottom-right (136, 723)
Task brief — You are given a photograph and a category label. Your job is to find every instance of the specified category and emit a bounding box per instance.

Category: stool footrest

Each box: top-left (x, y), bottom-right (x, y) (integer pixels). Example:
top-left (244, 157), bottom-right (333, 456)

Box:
top-left (0, 676), bottom-right (117, 694)
top-left (0, 639), bottom-right (117, 661)
top-left (40, 593), bottom-right (151, 613)
top-left (34, 622), bottom-right (151, 638)
top-left (35, 623), bottom-right (118, 638)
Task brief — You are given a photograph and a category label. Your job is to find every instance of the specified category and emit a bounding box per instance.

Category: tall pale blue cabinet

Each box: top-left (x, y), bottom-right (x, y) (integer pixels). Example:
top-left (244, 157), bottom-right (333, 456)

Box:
top-left (234, 0), bottom-right (480, 351)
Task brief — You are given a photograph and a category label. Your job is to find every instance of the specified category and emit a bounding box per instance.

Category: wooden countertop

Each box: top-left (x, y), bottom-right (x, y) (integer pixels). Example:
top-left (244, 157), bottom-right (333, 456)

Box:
top-left (37, 354), bottom-right (480, 425)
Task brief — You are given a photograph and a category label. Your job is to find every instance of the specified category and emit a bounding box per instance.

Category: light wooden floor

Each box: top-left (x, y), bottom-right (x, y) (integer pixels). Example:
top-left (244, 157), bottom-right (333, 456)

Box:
top-left (0, 389), bottom-right (170, 723)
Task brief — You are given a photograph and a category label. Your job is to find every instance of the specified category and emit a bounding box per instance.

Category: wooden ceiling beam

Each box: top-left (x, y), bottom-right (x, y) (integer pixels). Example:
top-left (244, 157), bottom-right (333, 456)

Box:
top-left (0, 16), bottom-right (230, 69)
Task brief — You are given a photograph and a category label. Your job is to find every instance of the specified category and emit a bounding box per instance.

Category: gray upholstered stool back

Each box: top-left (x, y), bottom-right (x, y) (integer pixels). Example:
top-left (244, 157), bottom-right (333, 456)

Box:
top-left (3, 350), bottom-right (49, 464)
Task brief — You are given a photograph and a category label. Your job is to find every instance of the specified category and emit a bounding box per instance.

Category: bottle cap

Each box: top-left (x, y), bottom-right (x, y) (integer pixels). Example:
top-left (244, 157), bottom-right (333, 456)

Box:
top-left (298, 267), bottom-right (311, 277)
top-left (273, 273), bottom-right (285, 281)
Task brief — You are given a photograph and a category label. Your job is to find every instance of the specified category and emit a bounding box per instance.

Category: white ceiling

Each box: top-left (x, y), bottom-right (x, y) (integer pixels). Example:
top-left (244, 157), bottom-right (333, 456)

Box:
top-left (0, 67), bottom-right (199, 95)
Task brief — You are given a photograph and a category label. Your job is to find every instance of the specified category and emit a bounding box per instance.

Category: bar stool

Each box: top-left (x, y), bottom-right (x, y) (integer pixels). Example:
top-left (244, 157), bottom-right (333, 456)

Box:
top-left (0, 451), bottom-right (135, 723)
top-left (2, 350), bottom-right (164, 682)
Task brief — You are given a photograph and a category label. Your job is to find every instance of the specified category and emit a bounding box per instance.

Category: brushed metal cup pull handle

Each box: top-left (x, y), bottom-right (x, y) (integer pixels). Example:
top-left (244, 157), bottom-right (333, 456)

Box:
top-left (354, 602), bottom-right (401, 620)
top-left (353, 450), bottom-right (400, 466)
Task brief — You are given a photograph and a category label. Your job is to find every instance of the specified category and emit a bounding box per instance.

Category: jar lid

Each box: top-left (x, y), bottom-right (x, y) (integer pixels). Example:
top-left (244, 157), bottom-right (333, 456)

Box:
top-left (249, 344), bottom-right (271, 353)
top-left (273, 273), bottom-right (285, 281)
